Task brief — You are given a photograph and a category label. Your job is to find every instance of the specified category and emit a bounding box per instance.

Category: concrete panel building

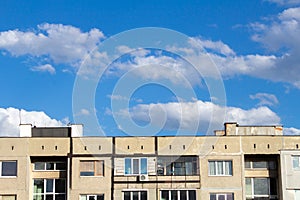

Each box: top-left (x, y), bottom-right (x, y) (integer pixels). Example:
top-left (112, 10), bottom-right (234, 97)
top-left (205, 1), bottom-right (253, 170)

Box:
top-left (0, 122), bottom-right (299, 200)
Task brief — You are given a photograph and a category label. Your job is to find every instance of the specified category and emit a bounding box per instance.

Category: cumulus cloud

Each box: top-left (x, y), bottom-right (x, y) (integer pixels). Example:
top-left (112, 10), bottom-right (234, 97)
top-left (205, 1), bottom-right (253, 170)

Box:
top-left (30, 64), bottom-right (56, 74)
top-left (248, 7), bottom-right (300, 88)
top-left (0, 107), bottom-right (64, 136)
top-left (250, 93), bottom-right (279, 106)
top-left (0, 23), bottom-right (104, 72)
top-left (284, 127), bottom-right (300, 135)
top-left (105, 37), bottom-right (282, 89)
top-left (115, 100), bottom-right (281, 134)
top-left (105, 50), bottom-right (202, 87)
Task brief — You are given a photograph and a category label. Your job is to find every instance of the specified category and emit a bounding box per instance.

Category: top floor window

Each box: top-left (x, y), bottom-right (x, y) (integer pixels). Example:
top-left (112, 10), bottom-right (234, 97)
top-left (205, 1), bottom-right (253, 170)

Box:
top-left (125, 158), bottom-right (147, 175)
top-left (80, 160), bottom-right (104, 176)
top-left (209, 160), bottom-right (232, 176)
top-left (0, 161), bottom-right (17, 177)
top-left (34, 161), bottom-right (66, 171)
top-left (293, 156), bottom-right (300, 169)
top-left (245, 160), bottom-right (276, 170)
top-left (157, 156), bottom-right (199, 176)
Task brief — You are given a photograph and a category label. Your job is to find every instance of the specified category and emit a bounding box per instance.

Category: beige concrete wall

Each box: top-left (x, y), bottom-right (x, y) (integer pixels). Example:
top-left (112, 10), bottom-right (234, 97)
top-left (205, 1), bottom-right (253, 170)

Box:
top-left (70, 157), bottom-right (112, 200)
top-left (28, 138), bottom-right (70, 156)
top-left (72, 138), bottom-right (112, 155)
top-left (199, 154), bottom-right (243, 200)
top-left (283, 136), bottom-right (300, 150)
top-left (0, 156), bottom-right (30, 200)
top-left (0, 139), bottom-right (30, 200)
top-left (158, 136), bottom-right (241, 156)
top-left (200, 155), bottom-right (243, 188)
top-left (115, 137), bottom-right (155, 155)
top-left (241, 136), bottom-right (283, 154)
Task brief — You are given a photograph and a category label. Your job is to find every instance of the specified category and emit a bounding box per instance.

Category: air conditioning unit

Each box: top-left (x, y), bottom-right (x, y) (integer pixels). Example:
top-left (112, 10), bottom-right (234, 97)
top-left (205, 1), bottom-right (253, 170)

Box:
top-left (139, 174), bottom-right (149, 181)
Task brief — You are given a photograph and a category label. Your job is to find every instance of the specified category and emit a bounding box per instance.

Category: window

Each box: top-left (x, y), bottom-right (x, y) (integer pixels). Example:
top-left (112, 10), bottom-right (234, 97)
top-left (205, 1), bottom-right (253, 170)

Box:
top-left (123, 191), bottom-right (147, 200)
top-left (246, 178), bottom-right (277, 199)
top-left (34, 161), bottom-right (66, 171)
top-left (80, 194), bottom-right (104, 200)
top-left (210, 193), bottom-right (234, 200)
top-left (125, 158), bottom-right (147, 175)
top-left (160, 190), bottom-right (196, 200)
top-left (293, 156), bottom-right (300, 169)
top-left (0, 195), bottom-right (16, 200)
top-left (33, 178), bottom-right (66, 200)
top-left (245, 160), bottom-right (276, 170)
top-left (80, 160), bottom-right (104, 176)
top-left (0, 161), bottom-right (17, 177)
top-left (209, 161), bottom-right (232, 176)
top-left (157, 157), bottom-right (199, 176)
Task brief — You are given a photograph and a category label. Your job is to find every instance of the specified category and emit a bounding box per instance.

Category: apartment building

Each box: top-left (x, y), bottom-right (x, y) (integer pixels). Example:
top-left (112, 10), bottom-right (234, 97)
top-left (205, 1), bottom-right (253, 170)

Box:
top-left (1, 122), bottom-right (300, 200)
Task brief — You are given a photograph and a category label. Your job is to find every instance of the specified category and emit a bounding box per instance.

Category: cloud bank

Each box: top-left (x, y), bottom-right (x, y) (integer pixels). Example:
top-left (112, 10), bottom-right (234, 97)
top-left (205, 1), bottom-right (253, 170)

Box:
top-left (0, 107), bottom-right (64, 136)
top-left (116, 100), bottom-right (281, 134)
top-left (0, 23), bottom-right (104, 72)
top-left (0, 19), bottom-right (300, 88)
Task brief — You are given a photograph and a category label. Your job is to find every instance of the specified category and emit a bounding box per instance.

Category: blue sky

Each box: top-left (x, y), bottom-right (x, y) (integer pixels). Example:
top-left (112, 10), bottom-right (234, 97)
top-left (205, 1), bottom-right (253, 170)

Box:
top-left (1, 0), bottom-right (300, 136)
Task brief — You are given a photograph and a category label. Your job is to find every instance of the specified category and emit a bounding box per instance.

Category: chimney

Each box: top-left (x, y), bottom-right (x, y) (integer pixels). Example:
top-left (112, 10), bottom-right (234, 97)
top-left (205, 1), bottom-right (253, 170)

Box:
top-left (224, 122), bottom-right (238, 136)
top-left (71, 124), bottom-right (83, 137)
top-left (19, 124), bottom-right (32, 137)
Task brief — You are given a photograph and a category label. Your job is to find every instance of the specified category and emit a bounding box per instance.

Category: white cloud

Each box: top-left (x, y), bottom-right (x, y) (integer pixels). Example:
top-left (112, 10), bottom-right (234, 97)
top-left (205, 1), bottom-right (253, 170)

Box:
top-left (107, 52), bottom-right (202, 87)
top-left (284, 127), bottom-right (300, 135)
top-left (250, 93), bottom-right (279, 106)
top-left (74, 108), bottom-right (91, 116)
top-left (1, 22), bottom-right (300, 89)
top-left (115, 100), bottom-right (281, 134)
top-left (188, 37), bottom-right (235, 56)
top-left (0, 23), bottom-right (105, 71)
top-left (30, 64), bottom-right (56, 74)
top-left (0, 107), bottom-right (64, 136)
top-left (247, 7), bottom-right (300, 88)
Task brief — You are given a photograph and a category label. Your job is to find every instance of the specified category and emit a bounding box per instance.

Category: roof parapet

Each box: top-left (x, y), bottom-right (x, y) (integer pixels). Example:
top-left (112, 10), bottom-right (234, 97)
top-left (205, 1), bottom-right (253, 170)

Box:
top-left (223, 122), bottom-right (283, 136)
top-left (19, 124), bottom-right (83, 137)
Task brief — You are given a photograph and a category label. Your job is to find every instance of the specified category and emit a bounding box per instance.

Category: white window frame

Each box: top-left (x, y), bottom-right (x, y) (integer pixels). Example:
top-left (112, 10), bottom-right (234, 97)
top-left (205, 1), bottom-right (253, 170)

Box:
top-left (124, 158), bottom-right (147, 175)
top-left (160, 189), bottom-right (196, 200)
top-left (210, 193), bottom-right (234, 200)
top-left (123, 190), bottom-right (148, 200)
top-left (80, 194), bottom-right (104, 200)
top-left (293, 156), bottom-right (300, 170)
top-left (245, 178), bottom-right (277, 199)
top-left (33, 178), bottom-right (66, 200)
top-left (0, 161), bottom-right (17, 177)
top-left (208, 160), bottom-right (232, 176)
top-left (33, 161), bottom-right (66, 171)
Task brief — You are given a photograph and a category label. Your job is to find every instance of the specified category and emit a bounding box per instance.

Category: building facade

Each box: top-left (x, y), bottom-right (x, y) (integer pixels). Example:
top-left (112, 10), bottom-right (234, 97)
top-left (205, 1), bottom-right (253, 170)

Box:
top-left (0, 123), bottom-right (300, 200)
